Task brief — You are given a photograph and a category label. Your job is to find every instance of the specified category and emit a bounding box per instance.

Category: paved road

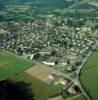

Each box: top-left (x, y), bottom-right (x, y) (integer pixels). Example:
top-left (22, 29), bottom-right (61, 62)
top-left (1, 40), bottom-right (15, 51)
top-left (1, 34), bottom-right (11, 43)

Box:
top-left (76, 44), bottom-right (97, 75)
top-left (75, 44), bottom-right (97, 100)
top-left (49, 44), bottom-right (97, 100)
top-left (22, 43), bottom-right (97, 100)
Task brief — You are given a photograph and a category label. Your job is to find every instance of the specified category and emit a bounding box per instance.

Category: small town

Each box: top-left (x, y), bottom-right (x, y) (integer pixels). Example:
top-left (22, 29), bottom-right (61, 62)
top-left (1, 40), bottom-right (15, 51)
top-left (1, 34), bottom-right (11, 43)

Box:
top-left (0, 0), bottom-right (98, 100)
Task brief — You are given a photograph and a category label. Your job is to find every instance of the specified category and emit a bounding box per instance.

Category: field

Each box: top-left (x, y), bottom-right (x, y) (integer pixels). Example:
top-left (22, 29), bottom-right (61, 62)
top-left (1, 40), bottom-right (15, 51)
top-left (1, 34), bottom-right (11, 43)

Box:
top-left (65, 93), bottom-right (85, 100)
top-left (10, 72), bottom-right (61, 100)
top-left (0, 51), bottom-right (61, 100)
top-left (25, 64), bottom-right (54, 83)
top-left (0, 51), bottom-right (33, 80)
top-left (2, 0), bottom-right (74, 10)
top-left (72, 95), bottom-right (85, 100)
top-left (80, 46), bottom-right (98, 100)
top-left (1, 0), bottom-right (95, 12)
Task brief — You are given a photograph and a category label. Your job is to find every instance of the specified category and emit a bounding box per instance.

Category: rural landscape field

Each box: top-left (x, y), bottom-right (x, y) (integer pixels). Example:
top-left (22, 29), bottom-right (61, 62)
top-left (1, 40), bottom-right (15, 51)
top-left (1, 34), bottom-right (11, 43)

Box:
top-left (80, 46), bottom-right (98, 100)
top-left (0, 51), bottom-right (33, 79)
top-left (0, 0), bottom-right (98, 100)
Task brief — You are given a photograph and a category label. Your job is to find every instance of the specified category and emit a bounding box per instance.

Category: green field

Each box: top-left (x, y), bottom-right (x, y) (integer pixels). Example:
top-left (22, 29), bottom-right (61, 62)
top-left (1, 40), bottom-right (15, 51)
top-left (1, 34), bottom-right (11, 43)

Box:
top-left (0, 51), bottom-right (61, 100)
top-left (72, 95), bottom-right (85, 100)
top-left (0, 51), bottom-right (33, 80)
top-left (80, 46), bottom-right (98, 100)
top-left (10, 72), bottom-right (61, 100)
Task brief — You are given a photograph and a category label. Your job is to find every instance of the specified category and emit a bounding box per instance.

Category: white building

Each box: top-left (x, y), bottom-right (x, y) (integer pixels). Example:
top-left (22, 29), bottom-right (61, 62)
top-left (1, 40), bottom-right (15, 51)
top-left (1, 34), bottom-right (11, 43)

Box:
top-left (43, 61), bottom-right (56, 66)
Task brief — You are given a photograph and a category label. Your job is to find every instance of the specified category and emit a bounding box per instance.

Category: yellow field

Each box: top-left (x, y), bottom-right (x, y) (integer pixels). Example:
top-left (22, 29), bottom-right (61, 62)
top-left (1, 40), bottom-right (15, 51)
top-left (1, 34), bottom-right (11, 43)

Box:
top-left (25, 63), bottom-right (53, 83)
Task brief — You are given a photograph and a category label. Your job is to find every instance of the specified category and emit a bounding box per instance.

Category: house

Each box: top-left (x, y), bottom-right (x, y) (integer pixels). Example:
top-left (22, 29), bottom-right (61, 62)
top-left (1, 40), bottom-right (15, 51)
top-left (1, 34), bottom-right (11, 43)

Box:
top-left (66, 65), bottom-right (73, 71)
top-left (46, 74), bottom-right (55, 84)
top-left (68, 85), bottom-right (77, 94)
top-left (43, 61), bottom-right (56, 66)
top-left (58, 77), bottom-right (68, 85)
top-left (0, 28), bottom-right (7, 34)
top-left (61, 62), bottom-right (67, 66)
top-left (48, 74), bottom-right (54, 80)
top-left (59, 59), bottom-right (68, 66)
top-left (40, 48), bottom-right (53, 56)
top-left (43, 57), bottom-right (58, 66)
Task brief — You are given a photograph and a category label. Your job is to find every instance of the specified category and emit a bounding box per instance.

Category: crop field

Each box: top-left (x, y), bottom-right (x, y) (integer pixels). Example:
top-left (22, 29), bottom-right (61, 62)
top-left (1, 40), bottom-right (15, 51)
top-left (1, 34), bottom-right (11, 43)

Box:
top-left (0, 51), bottom-right (33, 80)
top-left (25, 63), bottom-right (53, 83)
top-left (80, 46), bottom-right (98, 100)
top-left (10, 72), bottom-right (61, 100)
top-left (0, 51), bottom-right (61, 100)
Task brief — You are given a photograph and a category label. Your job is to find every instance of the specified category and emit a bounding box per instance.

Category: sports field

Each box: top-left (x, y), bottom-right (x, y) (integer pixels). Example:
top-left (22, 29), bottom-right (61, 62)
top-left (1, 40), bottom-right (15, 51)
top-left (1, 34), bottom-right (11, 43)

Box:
top-left (10, 72), bottom-right (61, 100)
top-left (80, 46), bottom-right (98, 100)
top-left (0, 51), bottom-right (33, 80)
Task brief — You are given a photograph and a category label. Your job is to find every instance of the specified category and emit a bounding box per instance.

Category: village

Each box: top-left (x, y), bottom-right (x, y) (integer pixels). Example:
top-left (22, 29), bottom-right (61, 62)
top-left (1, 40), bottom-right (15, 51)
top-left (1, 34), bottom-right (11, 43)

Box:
top-left (0, 15), bottom-right (97, 100)
top-left (0, 16), bottom-right (96, 71)
top-left (1, 1), bottom-right (98, 100)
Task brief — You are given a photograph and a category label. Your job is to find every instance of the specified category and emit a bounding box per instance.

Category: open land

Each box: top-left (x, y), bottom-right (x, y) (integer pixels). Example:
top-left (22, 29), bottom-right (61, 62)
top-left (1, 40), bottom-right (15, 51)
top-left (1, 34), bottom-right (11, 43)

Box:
top-left (0, 0), bottom-right (98, 100)
top-left (80, 46), bottom-right (98, 100)
top-left (0, 51), bottom-right (61, 100)
top-left (0, 51), bottom-right (33, 80)
top-left (25, 64), bottom-right (53, 83)
top-left (66, 94), bottom-right (85, 100)
top-left (10, 72), bottom-right (61, 100)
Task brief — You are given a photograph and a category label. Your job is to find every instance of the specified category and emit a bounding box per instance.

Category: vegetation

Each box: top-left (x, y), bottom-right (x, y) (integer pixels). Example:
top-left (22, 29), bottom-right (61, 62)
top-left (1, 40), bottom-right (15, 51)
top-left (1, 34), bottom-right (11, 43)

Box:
top-left (0, 0), bottom-right (97, 22)
top-left (10, 72), bottom-right (61, 100)
top-left (72, 95), bottom-right (85, 100)
top-left (0, 0), bottom-right (98, 100)
top-left (0, 0), bottom-right (74, 10)
top-left (80, 46), bottom-right (98, 100)
top-left (0, 51), bottom-right (33, 80)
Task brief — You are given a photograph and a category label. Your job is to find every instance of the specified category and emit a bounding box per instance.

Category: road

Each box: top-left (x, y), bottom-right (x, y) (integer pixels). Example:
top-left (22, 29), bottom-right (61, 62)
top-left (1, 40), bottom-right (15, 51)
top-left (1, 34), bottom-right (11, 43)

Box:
top-left (76, 44), bottom-right (97, 75)
top-left (22, 43), bottom-right (97, 100)
top-left (47, 44), bottom-right (97, 100)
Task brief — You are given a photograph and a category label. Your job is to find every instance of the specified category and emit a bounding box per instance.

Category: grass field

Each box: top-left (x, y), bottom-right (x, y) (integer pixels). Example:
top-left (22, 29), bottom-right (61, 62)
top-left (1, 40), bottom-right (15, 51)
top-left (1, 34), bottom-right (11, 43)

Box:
top-left (72, 95), bottom-right (85, 100)
top-left (0, 51), bottom-right (61, 100)
top-left (80, 46), bottom-right (98, 100)
top-left (0, 51), bottom-right (33, 80)
top-left (10, 72), bottom-right (61, 100)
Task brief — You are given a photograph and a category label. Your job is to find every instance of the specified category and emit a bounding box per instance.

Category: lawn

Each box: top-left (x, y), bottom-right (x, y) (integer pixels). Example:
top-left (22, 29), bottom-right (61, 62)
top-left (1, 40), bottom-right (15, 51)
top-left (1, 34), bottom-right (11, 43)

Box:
top-left (80, 46), bottom-right (98, 100)
top-left (0, 51), bottom-right (33, 80)
top-left (10, 72), bottom-right (61, 100)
